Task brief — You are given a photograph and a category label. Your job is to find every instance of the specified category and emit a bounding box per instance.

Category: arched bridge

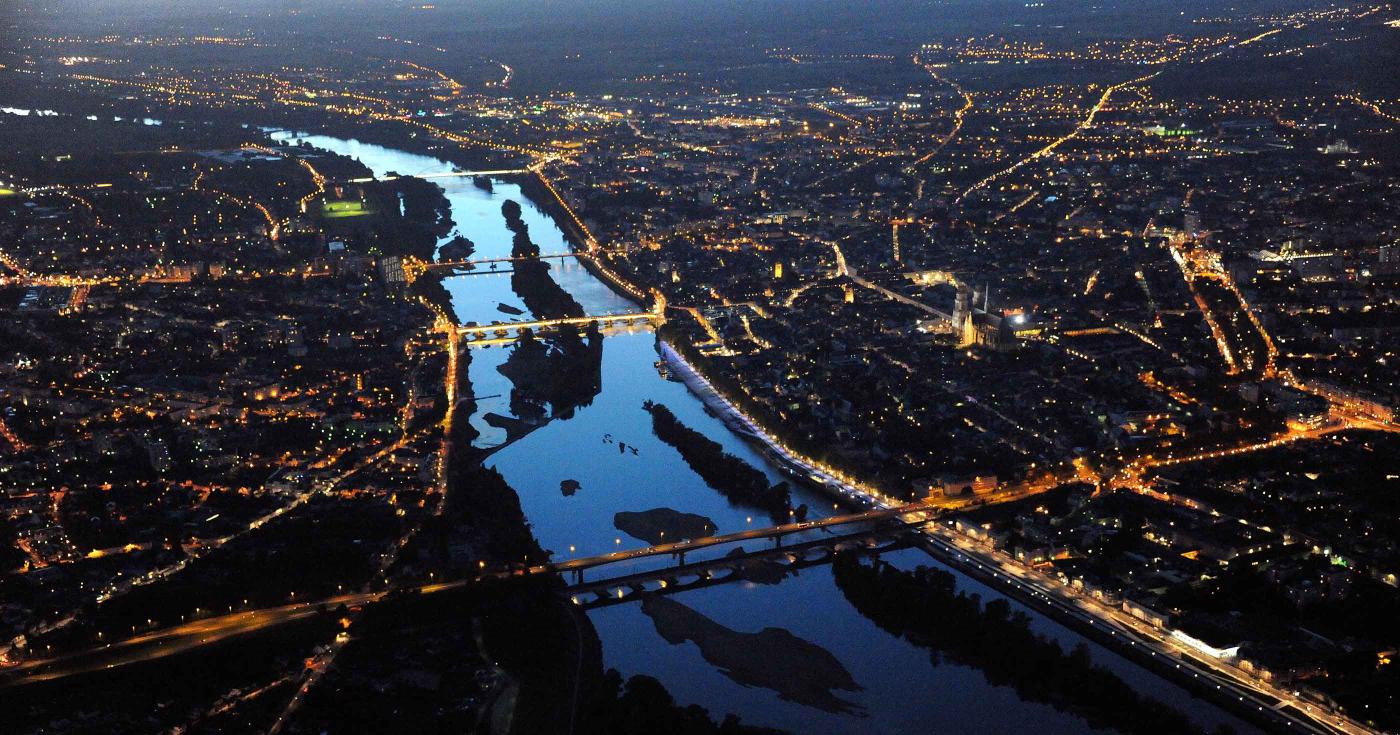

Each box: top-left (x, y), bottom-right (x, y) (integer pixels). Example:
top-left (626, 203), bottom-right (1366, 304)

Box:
top-left (420, 252), bottom-right (590, 272)
top-left (456, 311), bottom-right (659, 339)
top-left (567, 525), bottom-right (914, 610)
top-left (537, 500), bottom-right (942, 585)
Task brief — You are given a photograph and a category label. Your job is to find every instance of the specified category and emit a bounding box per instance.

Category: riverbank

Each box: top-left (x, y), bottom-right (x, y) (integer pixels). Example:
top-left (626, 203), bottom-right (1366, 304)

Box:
top-left (911, 528), bottom-right (1322, 735)
top-left (642, 401), bottom-right (791, 523)
top-left (657, 340), bottom-right (886, 510)
top-left (832, 553), bottom-right (1204, 735)
top-left (657, 338), bottom-right (1310, 735)
top-left (462, 160), bottom-right (1287, 734)
top-left (512, 172), bottom-right (649, 307)
top-left (277, 131), bottom-right (1277, 735)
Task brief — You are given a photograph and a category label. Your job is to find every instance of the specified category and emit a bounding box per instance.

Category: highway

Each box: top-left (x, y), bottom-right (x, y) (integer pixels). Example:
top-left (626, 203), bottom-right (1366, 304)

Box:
top-left (2, 593), bottom-right (376, 685)
top-left (919, 523), bottom-right (1367, 735)
top-left (418, 252), bottom-right (590, 269)
top-left (955, 70), bottom-right (1161, 204)
top-left (0, 492), bottom-right (1026, 687)
top-left (1339, 93), bottom-right (1400, 126)
top-left (906, 56), bottom-right (974, 171)
top-left (568, 527), bottom-right (912, 609)
top-left (539, 501), bottom-right (938, 577)
top-left (0, 523), bottom-right (867, 685)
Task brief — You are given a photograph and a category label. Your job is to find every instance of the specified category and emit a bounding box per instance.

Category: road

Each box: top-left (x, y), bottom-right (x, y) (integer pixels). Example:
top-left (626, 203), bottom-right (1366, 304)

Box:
top-left (919, 523), bottom-right (1367, 735)
top-left (818, 235), bottom-right (956, 321)
top-left (543, 501), bottom-right (941, 577)
top-left (455, 311), bottom-right (657, 337)
top-left (664, 334), bottom-right (1377, 735)
top-left (0, 424), bottom-right (433, 666)
top-left (417, 252), bottom-right (591, 269)
top-left (906, 57), bottom-right (974, 171)
top-left (2, 593), bottom-right (376, 686)
top-left (955, 70), bottom-right (1161, 204)
top-left (0, 477), bottom-right (1050, 688)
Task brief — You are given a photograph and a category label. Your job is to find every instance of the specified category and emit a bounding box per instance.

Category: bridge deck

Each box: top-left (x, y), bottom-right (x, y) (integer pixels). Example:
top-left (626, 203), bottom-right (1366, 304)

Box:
top-left (570, 529), bottom-right (913, 609)
top-left (530, 500), bottom-right (938, 578)
top-left (568, 525), bottom-right (910, 591)
top-left (457, 311), bottom-right (658, 336)
top-left (424, 252), bottom-right (586, 269)
top-left (341, 169), bottom-right (530, 184)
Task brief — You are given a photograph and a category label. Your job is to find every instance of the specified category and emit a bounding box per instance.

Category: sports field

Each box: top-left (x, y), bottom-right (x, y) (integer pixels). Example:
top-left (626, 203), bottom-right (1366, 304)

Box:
top-left (321, 200), bottom-right (371, 218)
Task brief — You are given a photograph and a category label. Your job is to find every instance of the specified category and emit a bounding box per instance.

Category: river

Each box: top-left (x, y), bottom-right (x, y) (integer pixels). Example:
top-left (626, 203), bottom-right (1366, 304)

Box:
top-left (269, 131), bottom-right (1261, 735)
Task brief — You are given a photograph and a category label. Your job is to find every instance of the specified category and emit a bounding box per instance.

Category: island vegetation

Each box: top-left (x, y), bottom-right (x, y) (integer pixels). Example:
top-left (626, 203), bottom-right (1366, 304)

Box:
top-left (314, 172), bottom-right (454, 262)
top-left (643, 596), bottom-right (863, 714)
top-left (614, 508), bottom-right (717, 544)
top-left (642, 401), bottom-right (791, 522)
top-left (501, 199), bottom-right (587, 319)
top-left (498, 328), bottom-right (603, 421)
top-left (831, 553), bottom-right (1213, 735)
top-left (502, 198), bottom-right (538, 258)
top-left (437, 233), bottom-right (475, 262)
top-left (512, 258), bottom-right (586, 321)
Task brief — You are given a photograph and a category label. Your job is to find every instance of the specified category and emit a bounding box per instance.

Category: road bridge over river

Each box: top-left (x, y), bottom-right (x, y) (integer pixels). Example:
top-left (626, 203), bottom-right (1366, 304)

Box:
top-left (566, 526), bottom-right (914, 610)
top-left (0, 500), bottom-right (951, 685)
top-left (456, 311), bottom-right (659, 339)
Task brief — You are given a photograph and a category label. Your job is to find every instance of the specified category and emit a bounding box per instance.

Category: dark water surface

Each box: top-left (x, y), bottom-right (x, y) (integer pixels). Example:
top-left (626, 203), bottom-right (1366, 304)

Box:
top-left (272, 132), bottom-right (1260, 735)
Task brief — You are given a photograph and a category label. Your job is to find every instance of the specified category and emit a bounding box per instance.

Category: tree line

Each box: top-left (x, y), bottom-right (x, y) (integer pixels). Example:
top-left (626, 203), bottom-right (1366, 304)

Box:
top-left (643, 401), bottom-right (791, 522)
top-left (831, 553), bottom-right (1221, 735)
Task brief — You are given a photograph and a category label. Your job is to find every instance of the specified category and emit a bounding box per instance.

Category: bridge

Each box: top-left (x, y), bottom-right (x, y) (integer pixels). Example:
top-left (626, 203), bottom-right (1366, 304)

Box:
top-left (461, 321), bottom-right (655, 348)
top-left (532, 499), bottom-right (943, 584)
top-left (420, 252), bottom-right (589, 273)
top-left (402, 249), bottom-right (634, 285)
top-left (0, 499), bottom-right (956, 685)
top-left (519, 480), bottom-right (1052, 586)
top-left (341, 169), bottom-right (529, 184)
top-left (456, 311), bottom-right (659, 339)
top-left (566, 526), bottom-right (914, 610)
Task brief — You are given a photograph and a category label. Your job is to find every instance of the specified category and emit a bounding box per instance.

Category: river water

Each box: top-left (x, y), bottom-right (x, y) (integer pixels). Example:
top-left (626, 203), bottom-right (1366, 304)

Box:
top-left (270, 132), bottom-right (1260, 735)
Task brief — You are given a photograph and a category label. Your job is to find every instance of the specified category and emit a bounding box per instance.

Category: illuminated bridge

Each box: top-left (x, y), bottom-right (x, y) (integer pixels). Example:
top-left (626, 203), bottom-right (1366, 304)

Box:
top-left (455, 311), bottom-right (660, 339)
top-left (536, 500), bottom-right (944, 584)
top-left (340, 168), bottom-right (530, 184)
top-left (420, 252), bottom-right (590, 272)
top-left (0, 500), bottom-right (953, 685)
top-left (566, 526), bottom-right (914, 610)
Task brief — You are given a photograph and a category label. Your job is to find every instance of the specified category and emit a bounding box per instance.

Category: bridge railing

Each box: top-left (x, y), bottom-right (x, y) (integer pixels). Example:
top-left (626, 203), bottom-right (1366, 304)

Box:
top-left (528, 500), bottom-right (941, 581)
top-left (455, 311), bottom-right (659, 337)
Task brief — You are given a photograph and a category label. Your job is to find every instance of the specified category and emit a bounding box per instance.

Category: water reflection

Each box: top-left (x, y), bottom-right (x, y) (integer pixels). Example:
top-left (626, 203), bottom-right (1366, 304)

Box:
top-left (265, 131), bottom-right (1261, 735)
top-left (497, 328), bottom-right (604, 423)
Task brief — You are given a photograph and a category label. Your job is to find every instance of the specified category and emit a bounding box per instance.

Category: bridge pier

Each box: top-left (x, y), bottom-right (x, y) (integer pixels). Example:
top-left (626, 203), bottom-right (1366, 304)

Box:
top-left (547, 502), bottom-right (937, 598)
